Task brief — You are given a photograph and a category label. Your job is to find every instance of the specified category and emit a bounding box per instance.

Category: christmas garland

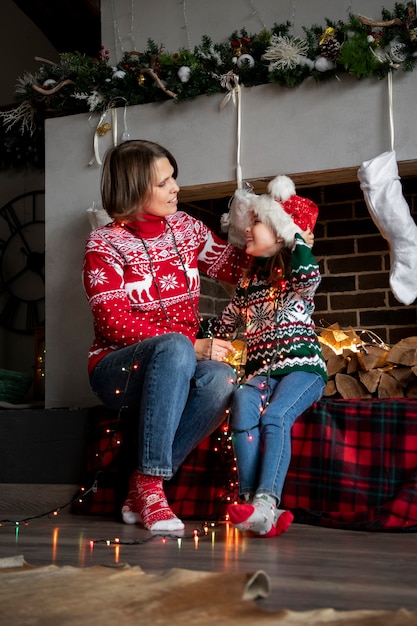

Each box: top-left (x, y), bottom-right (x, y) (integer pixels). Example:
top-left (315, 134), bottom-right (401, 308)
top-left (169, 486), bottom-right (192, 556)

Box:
top-left (0, 2), bottom-right (416, 171)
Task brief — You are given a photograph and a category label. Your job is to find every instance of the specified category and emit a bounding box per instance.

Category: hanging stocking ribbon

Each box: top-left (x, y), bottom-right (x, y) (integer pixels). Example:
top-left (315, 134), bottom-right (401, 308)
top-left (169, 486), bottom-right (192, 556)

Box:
top-left (89, 99), bottom-right (129, 166)
top-left (219, 71), bottom-right (257, 247)
top-left (357, 71), bottom-right (417, 306)
top-left (219, 71), bottom-right (242, 189)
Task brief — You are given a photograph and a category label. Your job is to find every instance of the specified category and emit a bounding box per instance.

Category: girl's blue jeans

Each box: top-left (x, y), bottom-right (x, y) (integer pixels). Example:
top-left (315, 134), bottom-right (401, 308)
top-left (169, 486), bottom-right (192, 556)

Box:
top-left (89, 333), bottom-right (236, 478)
top-left (231, 371), bottom-right (325, 503)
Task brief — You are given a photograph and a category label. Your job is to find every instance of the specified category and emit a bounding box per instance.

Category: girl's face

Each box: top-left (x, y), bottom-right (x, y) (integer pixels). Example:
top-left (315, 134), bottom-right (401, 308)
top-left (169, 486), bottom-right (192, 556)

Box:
top-left (143, 157), bottom-right (180, 217)
top-left (245, 214), bottom-right (284, 257)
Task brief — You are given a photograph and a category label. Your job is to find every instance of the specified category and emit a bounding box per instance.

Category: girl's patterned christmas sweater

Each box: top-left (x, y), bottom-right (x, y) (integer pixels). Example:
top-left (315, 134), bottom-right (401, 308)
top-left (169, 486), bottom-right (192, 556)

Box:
top-left (208, 234), bottom-right (328, 382)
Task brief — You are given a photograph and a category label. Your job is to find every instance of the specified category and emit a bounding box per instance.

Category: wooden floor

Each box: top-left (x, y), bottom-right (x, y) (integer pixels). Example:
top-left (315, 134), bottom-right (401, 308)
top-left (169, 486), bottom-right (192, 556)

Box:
top-left (1, 484), bottom-right (417, 614)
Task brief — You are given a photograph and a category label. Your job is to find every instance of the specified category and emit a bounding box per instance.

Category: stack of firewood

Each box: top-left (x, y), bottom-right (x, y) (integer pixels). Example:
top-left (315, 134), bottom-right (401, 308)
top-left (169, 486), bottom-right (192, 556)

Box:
top-left (318, 324), bottom-right (417, 399)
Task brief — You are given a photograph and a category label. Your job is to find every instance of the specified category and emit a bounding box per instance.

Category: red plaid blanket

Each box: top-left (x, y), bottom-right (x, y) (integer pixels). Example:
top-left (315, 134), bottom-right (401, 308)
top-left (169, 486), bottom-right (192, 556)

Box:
top-left (71, 406), bottom-right (232, 520)
top-left (72, 399), bottom-right (417, 531)
top-left (282, 398), bottom-right (417, 531)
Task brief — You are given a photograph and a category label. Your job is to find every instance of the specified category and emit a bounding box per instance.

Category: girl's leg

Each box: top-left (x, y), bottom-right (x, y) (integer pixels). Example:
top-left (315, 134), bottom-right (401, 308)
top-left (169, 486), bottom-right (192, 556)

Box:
top-left (256, 371), bottom-right (325, 500)
top-left (228, 372), bottom-right (325, 537)
top-left (229, 376), bottom-right (268, 497)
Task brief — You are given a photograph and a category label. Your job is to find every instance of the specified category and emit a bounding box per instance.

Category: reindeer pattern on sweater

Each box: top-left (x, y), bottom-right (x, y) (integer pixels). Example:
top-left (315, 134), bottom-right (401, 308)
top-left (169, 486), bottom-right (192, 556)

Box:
top-left (83, 211), bottom-right (247, 373)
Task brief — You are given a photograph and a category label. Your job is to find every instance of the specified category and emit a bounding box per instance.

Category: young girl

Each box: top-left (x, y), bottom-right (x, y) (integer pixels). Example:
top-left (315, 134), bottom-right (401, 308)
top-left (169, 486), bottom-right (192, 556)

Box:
top-left (209, 176), bottom-right (327, 538)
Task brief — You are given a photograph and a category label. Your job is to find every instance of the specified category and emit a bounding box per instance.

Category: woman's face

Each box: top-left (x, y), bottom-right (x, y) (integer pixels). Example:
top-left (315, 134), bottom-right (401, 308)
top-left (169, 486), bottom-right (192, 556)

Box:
top-left (143, 157), bottom-right (180, 217)
top-left (245, 214), bottom-right (284, 257)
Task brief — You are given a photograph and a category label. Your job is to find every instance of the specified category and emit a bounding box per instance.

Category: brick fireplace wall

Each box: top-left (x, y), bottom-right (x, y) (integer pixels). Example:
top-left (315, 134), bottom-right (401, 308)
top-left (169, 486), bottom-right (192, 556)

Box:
top-left (191, 176), bottom-right (417, 346)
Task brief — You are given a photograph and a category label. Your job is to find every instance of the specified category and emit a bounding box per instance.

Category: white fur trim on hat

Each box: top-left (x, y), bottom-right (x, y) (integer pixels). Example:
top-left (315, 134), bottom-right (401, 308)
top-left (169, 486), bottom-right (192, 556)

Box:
top-left (221, 188), bottom-right (257, 247)
top-left (253, 194), bottom-right (301, 247)
top-left (267, 175), bottom-right (296, 202)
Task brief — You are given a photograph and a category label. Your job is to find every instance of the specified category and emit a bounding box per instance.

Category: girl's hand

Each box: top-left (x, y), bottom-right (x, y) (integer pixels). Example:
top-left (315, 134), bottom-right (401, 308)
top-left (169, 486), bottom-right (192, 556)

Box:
top-left (301, 228), bottom-right (314, 247)
top-left (194, 337), bottom-right (235, 361)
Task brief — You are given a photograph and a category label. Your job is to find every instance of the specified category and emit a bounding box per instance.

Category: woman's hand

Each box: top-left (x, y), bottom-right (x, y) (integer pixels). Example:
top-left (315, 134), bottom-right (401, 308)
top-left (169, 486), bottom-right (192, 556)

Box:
top-left (194, 337), bottom-right (235, 361)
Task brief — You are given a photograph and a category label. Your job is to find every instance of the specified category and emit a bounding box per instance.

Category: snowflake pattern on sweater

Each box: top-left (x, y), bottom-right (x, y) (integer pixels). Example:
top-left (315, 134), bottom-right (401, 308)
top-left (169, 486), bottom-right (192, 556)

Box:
top-left (208, 234), bottom-right (328, 382)
top-left (82, 211), bottom-right (247, 373)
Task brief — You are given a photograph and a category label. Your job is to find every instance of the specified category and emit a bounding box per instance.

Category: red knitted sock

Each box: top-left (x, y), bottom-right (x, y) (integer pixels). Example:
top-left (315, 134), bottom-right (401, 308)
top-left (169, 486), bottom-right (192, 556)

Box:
top-left (274, 509), bottom-right (294, 535)
top-left (121, 471), bottom-right (141, 524)
top-left (227, 503), bottom-right (257, 529)
top-left (255, 509), bottom-right (294, 538)
top-left (123, 471), bottom-right (184, 532)
top-left (227, 496), bottom-right (294, 538)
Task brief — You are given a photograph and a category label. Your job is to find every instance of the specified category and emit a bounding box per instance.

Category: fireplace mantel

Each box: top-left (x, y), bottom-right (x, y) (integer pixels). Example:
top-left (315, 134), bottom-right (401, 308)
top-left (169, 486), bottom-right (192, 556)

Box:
top-left (44, 76), bottom-right (417, 408)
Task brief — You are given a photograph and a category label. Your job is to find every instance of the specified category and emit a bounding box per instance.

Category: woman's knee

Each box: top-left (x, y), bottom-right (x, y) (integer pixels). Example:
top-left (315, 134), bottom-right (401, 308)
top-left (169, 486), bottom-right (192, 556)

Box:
top-left (152, 333), bottom-right (195, 366)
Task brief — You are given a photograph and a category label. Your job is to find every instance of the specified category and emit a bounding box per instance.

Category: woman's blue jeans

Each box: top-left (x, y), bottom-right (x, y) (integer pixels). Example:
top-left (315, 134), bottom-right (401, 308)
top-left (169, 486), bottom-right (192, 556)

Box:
top-left (89, 333), bottom-right (236, 479)
top-left (231, 371), bottom-right (325, 503)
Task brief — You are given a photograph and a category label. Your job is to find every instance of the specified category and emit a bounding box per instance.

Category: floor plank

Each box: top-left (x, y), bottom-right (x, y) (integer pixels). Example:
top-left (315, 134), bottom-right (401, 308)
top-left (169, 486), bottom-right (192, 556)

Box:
top-left (1, 484), bottom-right (417, 613)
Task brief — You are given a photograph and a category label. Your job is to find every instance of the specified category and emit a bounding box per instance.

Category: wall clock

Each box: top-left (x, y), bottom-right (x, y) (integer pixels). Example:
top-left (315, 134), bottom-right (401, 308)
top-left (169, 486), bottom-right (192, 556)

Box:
top-left (0, 190), bottom-right (45, 334)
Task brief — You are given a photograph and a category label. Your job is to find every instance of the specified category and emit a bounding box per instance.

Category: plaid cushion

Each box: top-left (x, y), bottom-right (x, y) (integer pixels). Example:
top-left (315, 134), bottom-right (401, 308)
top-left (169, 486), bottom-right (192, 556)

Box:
top-left (165, 428), bottom-right (234, 520)
top-left (71, 407), bottom-right (233, 520)
top-left (72, 400), bottom-right (417, 531)
top-left (281, 398), bottom-right (417, 531)
top-left (71, 406), bottom-right (135, 517)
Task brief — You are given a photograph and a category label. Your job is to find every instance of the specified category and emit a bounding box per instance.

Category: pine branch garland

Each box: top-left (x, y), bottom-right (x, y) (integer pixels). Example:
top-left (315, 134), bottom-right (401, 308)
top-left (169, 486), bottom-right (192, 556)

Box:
top-left (0, 2), bottom-right (415, 171)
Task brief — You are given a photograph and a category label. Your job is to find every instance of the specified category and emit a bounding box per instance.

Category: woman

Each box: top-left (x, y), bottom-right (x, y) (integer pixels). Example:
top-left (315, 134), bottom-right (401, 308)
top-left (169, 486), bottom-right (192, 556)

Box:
top-left (209, 176), bottom-right (327, 537)
top-left (82, 139), bottom-right (248, 533)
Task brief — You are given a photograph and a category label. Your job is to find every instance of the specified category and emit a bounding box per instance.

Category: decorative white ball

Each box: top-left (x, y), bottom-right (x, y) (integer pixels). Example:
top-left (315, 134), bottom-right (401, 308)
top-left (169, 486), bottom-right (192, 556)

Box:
top-left (42, 79), bottom-right (57, 87)
top-left (314, 56), bottom-right (336, 72)
top-left (236, 53), bottom-right (255, 68)
top-left (298, 56), bottom-right (315, 69)
top-left (112, 70), bottom-right (126, 80)
top-left (177, 66), bottom-right (191, 83)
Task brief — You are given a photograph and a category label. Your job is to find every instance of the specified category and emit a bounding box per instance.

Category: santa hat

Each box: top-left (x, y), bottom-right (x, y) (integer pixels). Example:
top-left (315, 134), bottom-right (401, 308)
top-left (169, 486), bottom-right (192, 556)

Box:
top-left (220, 187), bottom-right (258, 247)
top-left (252, 193), bottom-right (301, 247)
top-left (222, 175), bottom-right (319, 248)
top-left (267, 175), bottom-right (319, 233)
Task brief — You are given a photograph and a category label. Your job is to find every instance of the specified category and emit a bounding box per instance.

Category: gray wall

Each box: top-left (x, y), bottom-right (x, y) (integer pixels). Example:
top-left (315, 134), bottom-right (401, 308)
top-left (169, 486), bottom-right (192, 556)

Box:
top-left (101, 0), bottom-right (380, 64)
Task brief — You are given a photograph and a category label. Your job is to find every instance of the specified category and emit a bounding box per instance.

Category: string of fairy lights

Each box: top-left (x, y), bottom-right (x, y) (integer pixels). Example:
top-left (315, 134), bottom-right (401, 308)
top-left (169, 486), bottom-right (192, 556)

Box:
top-left (0, 324), bottom-right (394, 543)
top-left (0, 401), bottom-right (239, 539)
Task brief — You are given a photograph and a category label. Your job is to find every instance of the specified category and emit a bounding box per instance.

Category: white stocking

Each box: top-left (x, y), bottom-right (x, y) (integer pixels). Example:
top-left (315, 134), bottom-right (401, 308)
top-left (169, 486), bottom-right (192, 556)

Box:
top-left (357, 150), bottom-right (417, 306)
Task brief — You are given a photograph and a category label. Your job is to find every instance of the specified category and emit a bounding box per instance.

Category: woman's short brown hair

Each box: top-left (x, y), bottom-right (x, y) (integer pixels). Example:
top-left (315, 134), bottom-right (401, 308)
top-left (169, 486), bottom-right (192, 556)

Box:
top-left (100, 139), bottom-right (178, 221)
